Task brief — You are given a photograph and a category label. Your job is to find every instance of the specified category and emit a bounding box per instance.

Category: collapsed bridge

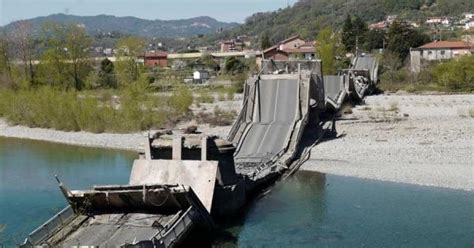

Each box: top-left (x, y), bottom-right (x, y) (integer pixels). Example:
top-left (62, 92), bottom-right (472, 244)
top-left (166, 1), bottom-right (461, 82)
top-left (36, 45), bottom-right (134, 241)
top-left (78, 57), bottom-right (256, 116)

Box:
top-left (21, 56), bottom-right (378, 248)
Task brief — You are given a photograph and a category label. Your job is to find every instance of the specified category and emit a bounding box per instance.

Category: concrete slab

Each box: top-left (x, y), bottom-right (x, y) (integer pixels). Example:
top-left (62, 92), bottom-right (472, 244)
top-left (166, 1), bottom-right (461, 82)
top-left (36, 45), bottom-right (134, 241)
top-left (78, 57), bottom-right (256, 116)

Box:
top-left (129, 160), bottom-right (218, 213)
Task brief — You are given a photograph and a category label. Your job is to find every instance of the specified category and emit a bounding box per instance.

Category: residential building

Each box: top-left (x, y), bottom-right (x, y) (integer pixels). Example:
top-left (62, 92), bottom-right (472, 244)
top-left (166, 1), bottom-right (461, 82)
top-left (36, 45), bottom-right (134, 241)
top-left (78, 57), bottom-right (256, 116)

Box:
top-left (193, 70), bottom-right (210, 83)
top-left (369, 21), bottom-right (388, 30)
top-left (143, 51), bottom-right (168, 67)
top-left (410, 40), bottom-right (473, 72)
top-left (426, 17), bottom-right (451, 27)
top-left (465, 19), bottom-right (474, 30)
top-left (263, 35), bottom-right (315, 60)
top-left (220, 40), bottom-right (243, 52)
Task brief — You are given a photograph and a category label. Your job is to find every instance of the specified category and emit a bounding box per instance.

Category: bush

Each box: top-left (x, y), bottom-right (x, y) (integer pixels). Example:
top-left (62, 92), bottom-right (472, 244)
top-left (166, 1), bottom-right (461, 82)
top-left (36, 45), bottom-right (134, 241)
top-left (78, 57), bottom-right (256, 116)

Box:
top-left (169, 86), bottom-right (193, 113)
top-left (432, 56), bottom-right (474, 91)
top-left (0, 85), bottom-right (192, 133)
top-left (196, 90), bottom-right (214, 103)
top-left (196, 106), bottom-right (237, 127)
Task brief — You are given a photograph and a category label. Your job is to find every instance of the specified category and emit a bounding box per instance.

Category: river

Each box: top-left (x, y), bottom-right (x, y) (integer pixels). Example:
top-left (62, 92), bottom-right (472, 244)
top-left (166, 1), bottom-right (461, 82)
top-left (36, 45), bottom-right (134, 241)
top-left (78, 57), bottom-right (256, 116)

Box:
top-left (1, 137), bottom-right (473, 247)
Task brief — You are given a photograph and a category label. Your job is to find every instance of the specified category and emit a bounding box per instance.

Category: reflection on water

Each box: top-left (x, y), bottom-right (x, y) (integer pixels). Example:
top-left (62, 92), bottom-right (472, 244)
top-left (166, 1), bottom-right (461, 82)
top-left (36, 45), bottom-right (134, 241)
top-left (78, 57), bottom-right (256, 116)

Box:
top-left (214, 171), bottom-right (474, 247)
top-left (0, 137), bottom-right (135, 246)
top-left (1, 137), bottom-right (473, 247)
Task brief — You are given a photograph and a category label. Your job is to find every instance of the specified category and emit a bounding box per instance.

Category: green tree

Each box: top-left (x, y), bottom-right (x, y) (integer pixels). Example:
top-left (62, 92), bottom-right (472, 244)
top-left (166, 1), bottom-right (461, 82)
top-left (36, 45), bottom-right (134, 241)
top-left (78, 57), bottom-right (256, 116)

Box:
top-left (39, 23), bottom-right (69, 88)
top-left (224, 57), bottom-right (247, 74)
top-left (98, 58), bottom-right (117, 88)
top-left (352, 16), bottom-right (368, 50)
top-left (115, 36), bottom-right (146, 87)
top-left (64, 24), bottom-right (92, 90)
top-left (260, 32), bottom-right (272, 50)
top-left (341, 14), bottom-right (355, 52)
top-left (364, 29), bottom-right (386, 51)
top-left (316, 27), bottom-right (341, 75)
top-left (386, 20), bottom-right (430, 62)
top-left (201, 53), bottom-right (218, 71)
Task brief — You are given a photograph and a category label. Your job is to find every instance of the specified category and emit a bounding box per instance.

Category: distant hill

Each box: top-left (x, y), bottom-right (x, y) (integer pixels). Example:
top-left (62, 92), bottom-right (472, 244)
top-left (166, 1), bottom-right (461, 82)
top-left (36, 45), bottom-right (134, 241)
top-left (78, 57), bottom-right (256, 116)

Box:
top-left (218, 0), bottom-right (474, 45)
top-left (1, 14), bottom-right (239, 38)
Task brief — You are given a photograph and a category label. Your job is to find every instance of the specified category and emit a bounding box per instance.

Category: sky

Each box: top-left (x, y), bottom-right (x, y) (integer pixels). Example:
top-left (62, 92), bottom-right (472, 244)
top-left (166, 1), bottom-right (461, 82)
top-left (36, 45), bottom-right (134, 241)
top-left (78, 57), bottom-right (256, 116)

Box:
top-left (0, 0), bottom-right (299, 26)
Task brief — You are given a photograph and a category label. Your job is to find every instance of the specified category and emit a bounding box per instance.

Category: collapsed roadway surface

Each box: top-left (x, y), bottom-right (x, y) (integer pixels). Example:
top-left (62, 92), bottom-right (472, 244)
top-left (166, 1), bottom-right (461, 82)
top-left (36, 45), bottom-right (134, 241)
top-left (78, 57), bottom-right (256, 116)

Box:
top-left (21, 57), bottom-right (379, 248)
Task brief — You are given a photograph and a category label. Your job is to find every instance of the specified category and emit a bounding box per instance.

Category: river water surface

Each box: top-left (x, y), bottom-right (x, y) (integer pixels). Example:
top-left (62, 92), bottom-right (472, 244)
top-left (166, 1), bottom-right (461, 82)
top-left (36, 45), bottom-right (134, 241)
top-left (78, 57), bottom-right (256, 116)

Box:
top-left (1, 137), bottom-right (473, 247)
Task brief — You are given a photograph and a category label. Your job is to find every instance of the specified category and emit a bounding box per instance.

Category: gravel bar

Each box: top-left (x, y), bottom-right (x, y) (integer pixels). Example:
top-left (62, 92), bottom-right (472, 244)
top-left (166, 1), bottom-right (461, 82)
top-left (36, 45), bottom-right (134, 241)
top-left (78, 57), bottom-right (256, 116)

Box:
top-left (301, 94), bottom-right (474, 191)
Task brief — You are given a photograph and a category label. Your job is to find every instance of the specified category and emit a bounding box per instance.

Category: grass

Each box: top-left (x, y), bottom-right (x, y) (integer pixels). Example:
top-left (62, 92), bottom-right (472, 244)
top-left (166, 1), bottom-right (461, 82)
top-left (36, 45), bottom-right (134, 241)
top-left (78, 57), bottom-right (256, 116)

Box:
top-left (378, 81), bottom-right (445, 93)
top-left (196, 106), bottom-right (237, 127)
top-left (0, 86), bottom-right (193, 133)
top-left (196, 90), bottom-right (214, 104)
top-left (469, 108), bottom-right (474, 118)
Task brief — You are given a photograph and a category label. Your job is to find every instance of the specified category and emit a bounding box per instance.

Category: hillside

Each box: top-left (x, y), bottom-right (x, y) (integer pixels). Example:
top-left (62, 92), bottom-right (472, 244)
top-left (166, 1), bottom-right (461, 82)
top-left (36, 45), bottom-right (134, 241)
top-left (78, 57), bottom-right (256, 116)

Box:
top-left (1, 14), bottom-right (239, 38)
top-left (219, 0), bottom-right (474, 45)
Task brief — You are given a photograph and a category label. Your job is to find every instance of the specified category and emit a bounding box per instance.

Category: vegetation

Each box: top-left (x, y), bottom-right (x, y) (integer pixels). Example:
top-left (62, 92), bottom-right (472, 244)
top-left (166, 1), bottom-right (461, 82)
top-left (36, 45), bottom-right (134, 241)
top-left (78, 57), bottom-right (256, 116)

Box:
top-left (0, 85), bottom-right (193, 133)
top-left (386, 20), bottom-right (429, 62)
top-left (379, 56), bottom-right (474, 93)
top-left (2, 14), bottom-right (238, 39)
top-left (315, 27), bottom-right (345, 75)
top-left (196, 107), bottom-right (237, 127)
top-left (217, 0), bottom-right (474, 45)
top-left (0, 22), bottom-right (203, 133)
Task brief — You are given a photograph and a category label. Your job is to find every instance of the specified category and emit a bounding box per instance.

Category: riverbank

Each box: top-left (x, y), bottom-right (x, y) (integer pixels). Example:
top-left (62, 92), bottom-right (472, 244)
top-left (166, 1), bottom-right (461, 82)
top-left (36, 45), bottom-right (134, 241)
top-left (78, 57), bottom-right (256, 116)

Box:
top-left (301, 94), bottom-right (474, 191)
top-left (1, 93), bottom-right (472, 191)
top-left (0, 119), bottom-right (233, 151)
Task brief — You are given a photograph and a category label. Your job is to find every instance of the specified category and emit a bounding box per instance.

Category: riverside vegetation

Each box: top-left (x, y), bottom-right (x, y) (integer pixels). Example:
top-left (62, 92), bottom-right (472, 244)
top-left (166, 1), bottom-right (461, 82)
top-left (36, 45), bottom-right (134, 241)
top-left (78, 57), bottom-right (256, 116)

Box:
top-left (0, 22), bottom-right (246, 133)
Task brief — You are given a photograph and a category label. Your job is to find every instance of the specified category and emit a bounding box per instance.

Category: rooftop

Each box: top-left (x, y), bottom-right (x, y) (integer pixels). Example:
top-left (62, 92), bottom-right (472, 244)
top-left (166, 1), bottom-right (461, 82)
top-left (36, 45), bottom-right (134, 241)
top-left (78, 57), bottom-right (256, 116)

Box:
top-left (417, 40), bottom-right (473, 49)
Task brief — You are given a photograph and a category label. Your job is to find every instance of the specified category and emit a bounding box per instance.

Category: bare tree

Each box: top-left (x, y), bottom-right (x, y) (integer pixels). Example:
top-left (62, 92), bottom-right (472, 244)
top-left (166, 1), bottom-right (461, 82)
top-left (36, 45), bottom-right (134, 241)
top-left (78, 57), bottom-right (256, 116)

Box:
top-left (0, 32), bottom-right (12, 77)
top-left (0, 31), bottom-right (16, 89)
top-left (12, 20), bottom-right (35, 85)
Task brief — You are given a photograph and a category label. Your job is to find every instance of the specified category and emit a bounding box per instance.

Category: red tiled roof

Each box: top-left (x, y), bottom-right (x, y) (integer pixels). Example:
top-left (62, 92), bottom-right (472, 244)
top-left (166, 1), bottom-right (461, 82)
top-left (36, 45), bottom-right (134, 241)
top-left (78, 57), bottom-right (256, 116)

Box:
top-left (418, 41), bottom-right (472, 49)
top-left (144, 51), bottom-right (168, 58)
top-left (284, 47), bottom-right (315, 53)
top-left (263, 35), bottom-right (302, 53)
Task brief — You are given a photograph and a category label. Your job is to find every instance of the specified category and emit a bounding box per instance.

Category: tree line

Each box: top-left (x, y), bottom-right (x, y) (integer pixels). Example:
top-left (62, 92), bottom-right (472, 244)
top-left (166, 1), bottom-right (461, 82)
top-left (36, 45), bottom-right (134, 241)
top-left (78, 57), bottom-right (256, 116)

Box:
top-left (0, 21), bottom-right (150, 91)
top-left (313, 14), bottom-right (430, 75)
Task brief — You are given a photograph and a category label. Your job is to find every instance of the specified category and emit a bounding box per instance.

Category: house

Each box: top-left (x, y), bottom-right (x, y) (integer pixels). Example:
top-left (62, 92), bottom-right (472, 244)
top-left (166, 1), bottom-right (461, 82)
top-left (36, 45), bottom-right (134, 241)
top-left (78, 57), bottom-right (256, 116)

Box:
top-left (143, 51), bottom-right (168, 67)
top-left (410, 40), bottom-right (473, 72)
top-left (263, 35), bottom-right (315, 60)
top-left (465, 19), bottom-right (474, 30)
top-left (426, 17), bottom-right (452, 27)
top-left (369, 21), bottom-right (388, 30)
top-left (193, 70), bottom-right (210, 83)
top-left (220, 40), bottom-right (243, 52)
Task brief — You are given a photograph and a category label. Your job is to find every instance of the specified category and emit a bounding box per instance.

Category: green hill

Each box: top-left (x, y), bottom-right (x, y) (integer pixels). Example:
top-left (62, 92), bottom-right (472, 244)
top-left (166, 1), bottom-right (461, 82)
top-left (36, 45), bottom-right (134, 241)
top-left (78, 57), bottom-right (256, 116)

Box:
top-left (1, 14), bottom-right (239, 38)
top-left (219, 0), bottom-right (473, 44)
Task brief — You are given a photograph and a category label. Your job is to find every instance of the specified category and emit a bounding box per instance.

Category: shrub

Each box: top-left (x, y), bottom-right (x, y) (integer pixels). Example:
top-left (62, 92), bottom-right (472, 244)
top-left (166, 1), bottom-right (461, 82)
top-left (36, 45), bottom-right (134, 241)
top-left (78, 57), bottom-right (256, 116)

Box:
top-left (0, 85), bottom-right (192, 133)
top-left (196, 106), bottom-right (237, 126)
top-left (196, 90), bottom-right (214, 103)
top-left (432, 56), bottom-right (474, 91)
top-left (170, 86), bottom-right (193, 113)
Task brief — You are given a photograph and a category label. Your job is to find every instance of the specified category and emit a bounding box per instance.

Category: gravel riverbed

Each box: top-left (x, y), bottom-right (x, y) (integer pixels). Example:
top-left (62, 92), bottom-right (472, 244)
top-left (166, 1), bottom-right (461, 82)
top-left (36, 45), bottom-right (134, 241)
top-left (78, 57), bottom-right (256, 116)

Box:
top-left (301, 94), bottom-right (474, 191)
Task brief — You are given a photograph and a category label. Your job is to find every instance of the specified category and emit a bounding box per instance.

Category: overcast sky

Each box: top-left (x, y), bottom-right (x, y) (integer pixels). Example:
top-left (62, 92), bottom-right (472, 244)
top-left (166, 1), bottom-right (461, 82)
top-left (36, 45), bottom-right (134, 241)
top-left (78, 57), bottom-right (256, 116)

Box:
top-left (0, 0), bottom-right (298, 26)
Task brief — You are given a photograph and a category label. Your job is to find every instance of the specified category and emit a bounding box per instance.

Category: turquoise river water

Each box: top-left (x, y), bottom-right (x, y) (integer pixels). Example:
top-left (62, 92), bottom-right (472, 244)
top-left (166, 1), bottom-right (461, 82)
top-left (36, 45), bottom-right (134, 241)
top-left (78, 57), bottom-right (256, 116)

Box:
top-left (0, 137), bottom-right (473, 247)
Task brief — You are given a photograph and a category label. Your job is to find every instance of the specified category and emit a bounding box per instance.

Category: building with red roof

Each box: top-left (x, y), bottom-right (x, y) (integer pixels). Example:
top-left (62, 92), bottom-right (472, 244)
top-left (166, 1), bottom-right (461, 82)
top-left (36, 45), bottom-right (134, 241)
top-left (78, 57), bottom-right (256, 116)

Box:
top-left (263, 35), bottom-right (316, 60)
top-left (143, 51), bottom-right (168, 67)
top-left (410, 40), bottom-right (473, 72)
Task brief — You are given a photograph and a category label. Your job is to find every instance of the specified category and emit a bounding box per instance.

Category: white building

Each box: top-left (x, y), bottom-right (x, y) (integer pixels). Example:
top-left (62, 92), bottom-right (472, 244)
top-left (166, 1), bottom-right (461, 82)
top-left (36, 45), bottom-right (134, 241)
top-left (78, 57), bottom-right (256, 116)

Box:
top-left (410, 40), bottom-right (473, 72)
top-left (193, 70), bottom-right (210, 83)
top-left (465, 19), bottom-right (474, 30)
